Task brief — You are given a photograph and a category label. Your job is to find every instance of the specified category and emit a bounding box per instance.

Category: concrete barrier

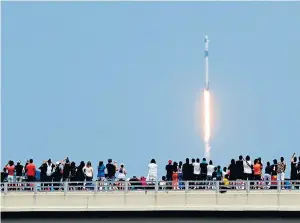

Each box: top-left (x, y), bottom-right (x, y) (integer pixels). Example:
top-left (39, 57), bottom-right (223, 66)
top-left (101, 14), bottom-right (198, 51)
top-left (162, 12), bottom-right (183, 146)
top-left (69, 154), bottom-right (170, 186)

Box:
top-left (2, 190), bottom-right (300, 212)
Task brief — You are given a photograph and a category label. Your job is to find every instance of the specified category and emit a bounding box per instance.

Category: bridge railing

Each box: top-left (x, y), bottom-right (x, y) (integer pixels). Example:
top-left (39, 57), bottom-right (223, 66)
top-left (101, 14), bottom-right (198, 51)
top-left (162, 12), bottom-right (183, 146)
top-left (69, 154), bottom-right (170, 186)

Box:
top-left (1, 180), bottom-right (300, 194)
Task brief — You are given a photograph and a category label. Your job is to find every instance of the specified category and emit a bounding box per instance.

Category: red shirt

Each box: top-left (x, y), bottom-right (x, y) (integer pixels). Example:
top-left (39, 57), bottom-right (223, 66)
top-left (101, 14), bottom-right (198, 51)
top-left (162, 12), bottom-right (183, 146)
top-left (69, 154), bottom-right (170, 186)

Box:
top-left (26, 163), bottom-right (36, 177)
top-left (6, 165), bottom-right (15, 176)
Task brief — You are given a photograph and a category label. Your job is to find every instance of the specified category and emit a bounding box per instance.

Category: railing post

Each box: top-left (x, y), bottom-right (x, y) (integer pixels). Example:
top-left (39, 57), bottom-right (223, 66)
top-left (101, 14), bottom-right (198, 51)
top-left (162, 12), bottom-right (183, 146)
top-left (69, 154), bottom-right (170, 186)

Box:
top-left (155, 181), bottom-right (158, 193)
top-left (64, 182), bottom-right (68, 194)
top-left (94, 181), bottom-right (98, 193)
top-left (246, 181), bottom-right (250, 193)
top-left (185, 181), bottom-right (189, 193)
top-left (124, 181), bottom-right (128, 194)
top-left (33, 182), bottom-right (37, 194)
top-left (277, 180), bottom-right (281, 193)
top-left (216, 181), bottom-right (219, 193)
top-left (4, 183), bottom-right (8, 194)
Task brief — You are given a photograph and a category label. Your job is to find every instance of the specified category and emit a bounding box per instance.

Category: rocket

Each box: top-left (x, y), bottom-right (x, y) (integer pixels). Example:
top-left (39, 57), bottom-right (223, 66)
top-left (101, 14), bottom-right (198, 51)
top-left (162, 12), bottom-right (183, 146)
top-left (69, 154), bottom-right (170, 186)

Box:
top-left (204, 35), bottom-right (209, 90)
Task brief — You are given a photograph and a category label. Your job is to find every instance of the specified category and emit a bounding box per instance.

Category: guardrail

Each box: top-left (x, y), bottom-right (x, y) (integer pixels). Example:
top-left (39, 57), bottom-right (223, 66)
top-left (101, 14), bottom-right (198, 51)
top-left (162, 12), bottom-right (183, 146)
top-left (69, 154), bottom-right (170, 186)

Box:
top-left (2, 180), bottom-right (300, 194)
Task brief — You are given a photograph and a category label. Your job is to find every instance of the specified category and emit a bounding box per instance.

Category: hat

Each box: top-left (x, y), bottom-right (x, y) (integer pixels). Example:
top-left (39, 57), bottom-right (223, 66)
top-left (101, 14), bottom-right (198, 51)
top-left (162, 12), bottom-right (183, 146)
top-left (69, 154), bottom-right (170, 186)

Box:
top-left (168, 160), bottom-right (172, 164)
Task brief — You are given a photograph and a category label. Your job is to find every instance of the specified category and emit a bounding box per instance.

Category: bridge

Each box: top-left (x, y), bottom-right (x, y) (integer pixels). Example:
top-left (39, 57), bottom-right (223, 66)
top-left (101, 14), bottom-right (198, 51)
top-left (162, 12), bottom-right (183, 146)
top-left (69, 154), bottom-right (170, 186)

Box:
top-left (1, 181), bottom-right (300, 212)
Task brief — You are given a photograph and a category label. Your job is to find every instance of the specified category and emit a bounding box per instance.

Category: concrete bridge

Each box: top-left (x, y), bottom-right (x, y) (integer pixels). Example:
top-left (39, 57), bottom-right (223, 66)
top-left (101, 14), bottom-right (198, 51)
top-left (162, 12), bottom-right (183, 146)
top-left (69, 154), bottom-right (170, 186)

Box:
top-left (2, 190), bottom-right (300, 212)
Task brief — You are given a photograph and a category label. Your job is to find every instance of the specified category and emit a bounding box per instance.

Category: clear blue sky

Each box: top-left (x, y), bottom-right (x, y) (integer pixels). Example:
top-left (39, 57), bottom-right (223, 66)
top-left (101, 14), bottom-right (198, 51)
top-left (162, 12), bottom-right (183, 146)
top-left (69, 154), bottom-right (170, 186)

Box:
top-left (2, 2), bottom-right (300, 177)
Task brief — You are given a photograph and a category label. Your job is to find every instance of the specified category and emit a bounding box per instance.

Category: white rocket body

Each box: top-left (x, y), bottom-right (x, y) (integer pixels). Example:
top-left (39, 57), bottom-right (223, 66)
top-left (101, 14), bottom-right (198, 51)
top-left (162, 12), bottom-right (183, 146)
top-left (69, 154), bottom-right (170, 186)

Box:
top-left (204, 35), bottom-right (209, 90)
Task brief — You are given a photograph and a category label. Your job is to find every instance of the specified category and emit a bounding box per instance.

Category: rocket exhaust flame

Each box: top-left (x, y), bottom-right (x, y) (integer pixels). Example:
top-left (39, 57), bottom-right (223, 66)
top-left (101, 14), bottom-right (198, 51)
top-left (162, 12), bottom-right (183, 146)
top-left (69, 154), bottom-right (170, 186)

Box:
top-left (204, 89), bottom-right (211, 159)
top-left (203, 35), bottom-right (211, 159)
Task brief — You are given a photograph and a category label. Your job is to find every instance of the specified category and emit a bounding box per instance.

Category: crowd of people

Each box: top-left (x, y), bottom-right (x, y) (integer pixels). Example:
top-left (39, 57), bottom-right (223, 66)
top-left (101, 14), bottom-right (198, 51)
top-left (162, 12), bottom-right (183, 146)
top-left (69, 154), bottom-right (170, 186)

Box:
top-left (1, 153), bottom-right (300, 191)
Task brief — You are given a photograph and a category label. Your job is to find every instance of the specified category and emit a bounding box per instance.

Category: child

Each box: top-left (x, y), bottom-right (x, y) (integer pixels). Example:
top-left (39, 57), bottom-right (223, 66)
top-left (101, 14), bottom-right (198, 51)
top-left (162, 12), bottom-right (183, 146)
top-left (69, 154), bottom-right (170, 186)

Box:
top-left (220, 174), bottom-right (230, 193)
top-left (159, 176), bottom-right (166, 191)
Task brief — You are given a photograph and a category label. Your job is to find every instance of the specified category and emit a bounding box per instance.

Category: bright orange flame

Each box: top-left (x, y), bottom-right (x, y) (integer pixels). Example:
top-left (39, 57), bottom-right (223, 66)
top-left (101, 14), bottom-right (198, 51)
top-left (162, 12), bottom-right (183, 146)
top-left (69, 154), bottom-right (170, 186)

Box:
top-left (204, 89), bottom-right (211, 158)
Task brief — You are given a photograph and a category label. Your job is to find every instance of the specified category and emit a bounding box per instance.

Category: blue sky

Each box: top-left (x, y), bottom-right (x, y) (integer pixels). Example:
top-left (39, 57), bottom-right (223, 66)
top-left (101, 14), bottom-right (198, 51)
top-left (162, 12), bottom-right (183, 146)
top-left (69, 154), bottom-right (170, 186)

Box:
top-left (2, 2), bottom-right (300, 177)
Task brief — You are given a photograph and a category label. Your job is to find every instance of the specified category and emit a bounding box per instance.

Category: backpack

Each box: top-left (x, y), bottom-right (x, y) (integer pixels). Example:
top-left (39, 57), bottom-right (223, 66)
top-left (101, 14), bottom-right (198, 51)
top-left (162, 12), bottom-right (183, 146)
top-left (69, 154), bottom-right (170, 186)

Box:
top-left (46, 163), bottom-right (53, 176)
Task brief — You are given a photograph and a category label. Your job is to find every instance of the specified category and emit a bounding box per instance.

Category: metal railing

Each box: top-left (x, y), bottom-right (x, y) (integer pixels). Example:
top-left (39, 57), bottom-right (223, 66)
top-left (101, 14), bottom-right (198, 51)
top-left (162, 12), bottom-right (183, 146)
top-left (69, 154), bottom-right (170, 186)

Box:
top-left (1, 180), bottom-right (300, 194)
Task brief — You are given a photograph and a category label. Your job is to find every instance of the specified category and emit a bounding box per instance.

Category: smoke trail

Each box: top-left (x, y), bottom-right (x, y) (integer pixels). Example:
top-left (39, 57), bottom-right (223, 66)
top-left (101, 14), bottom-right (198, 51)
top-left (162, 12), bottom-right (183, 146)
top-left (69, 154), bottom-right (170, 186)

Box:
top-left (204, 89), bottom-right (211, 159)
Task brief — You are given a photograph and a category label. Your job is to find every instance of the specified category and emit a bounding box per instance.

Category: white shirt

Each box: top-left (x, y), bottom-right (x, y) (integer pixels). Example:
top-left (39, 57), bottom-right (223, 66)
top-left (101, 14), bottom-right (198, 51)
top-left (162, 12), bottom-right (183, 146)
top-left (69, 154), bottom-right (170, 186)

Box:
top-left (147, 163), bottom-right (158, 181)
top-left (193, 162), bottom-right (200, 175)
top-left (243, 160), bottom-right (252, 174)
top-left (118, 168), bottom-right (127, 179)
top-left (83, 166), bottom-right (93, 178)
top-left (207, 165), bottom-right (214, 176)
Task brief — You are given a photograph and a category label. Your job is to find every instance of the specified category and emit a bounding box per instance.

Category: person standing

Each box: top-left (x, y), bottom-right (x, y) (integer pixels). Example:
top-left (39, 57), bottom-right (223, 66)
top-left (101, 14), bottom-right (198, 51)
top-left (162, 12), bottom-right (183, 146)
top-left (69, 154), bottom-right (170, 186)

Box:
top-left (277, 157), bottom-right (286, 188)
top-left (193, 158), bottom-right (201, 181)
top-left (178, 161), bottom-right (183, 189)
top-left (236, 156), bottom-right (244, 181)
top-left (228, 159), bottom-right (237, 181)
top-left (243, 155), bottom-right (253, 181)
top-left (26, 159), bottom-right (36, 190)
top-left (83, 161), bottom-right (93, 190)
top-left (172, 162), bottom-right (179, 190)
top-left (52, 162), bottom-right (62, 190)
top-left (147, 159), bottom-right (158, 182)
top-left (207, 160), bottom-right (215, 181)
top-left (76, 161), bottom-right (85, 190)
top-left (290, 153), bottom-right (297, 189)
top-left (15, 161), bottom-right (24, 183)
top-left (182, 158), bottom-right (190, 182)
top-left (165, 160), bottom-right (173, 182)
top-left (264, 162), bottom-right (272, 189)
top-left (5, 161), bottom-right (15, 184)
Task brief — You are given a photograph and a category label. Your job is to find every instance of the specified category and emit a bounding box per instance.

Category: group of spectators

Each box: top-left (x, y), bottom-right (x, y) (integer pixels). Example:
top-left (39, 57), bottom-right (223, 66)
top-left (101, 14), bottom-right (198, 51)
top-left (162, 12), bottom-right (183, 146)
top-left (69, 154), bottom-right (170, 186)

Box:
top-left (1, 158), bottom-right (128, 186)
top-left (161, 153), bottom-right (300, 189)
top-left (1, 153), bottom-right (300, 191)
